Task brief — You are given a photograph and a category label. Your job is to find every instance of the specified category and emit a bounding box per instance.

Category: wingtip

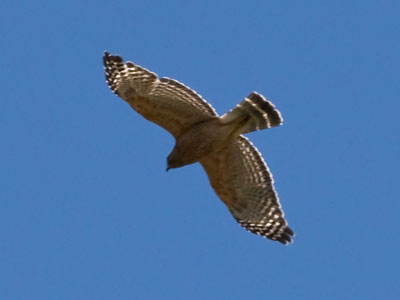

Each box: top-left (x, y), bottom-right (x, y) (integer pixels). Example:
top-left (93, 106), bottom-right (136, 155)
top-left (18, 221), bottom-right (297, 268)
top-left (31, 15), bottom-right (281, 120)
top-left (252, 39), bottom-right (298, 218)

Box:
top-left (103, 51), bottom-right (110, 65)
top-left (103, 51), bottom-right (124, 64)
top-left (276, 226), bottom-right (295, 245)
top-left (284, 226), bottom-right (295, 237)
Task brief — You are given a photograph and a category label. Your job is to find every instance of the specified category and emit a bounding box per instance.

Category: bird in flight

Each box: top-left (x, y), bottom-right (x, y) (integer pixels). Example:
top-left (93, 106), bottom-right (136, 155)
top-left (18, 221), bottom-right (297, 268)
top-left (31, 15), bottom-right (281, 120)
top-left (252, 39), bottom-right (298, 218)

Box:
top-left (103, 52), bottom-right (294, 244)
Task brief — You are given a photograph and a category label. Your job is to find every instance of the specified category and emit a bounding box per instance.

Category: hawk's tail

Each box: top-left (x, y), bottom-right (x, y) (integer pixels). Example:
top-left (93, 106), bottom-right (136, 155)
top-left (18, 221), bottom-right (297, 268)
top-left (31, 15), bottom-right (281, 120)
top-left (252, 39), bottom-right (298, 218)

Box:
top-left (220, 92), bottom-right (283, 134)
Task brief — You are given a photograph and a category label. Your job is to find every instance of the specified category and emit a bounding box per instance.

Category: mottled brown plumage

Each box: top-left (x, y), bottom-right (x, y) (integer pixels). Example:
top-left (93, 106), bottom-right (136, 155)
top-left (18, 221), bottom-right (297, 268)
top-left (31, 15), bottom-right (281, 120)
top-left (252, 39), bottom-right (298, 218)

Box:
top-left (103, 52), bottom-right (294, 244)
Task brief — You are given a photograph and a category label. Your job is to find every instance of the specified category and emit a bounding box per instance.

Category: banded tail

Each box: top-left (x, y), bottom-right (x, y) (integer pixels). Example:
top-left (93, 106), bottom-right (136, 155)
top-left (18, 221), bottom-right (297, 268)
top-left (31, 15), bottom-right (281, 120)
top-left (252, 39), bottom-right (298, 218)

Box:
top-left (220, 92), bottom-right (283, 134)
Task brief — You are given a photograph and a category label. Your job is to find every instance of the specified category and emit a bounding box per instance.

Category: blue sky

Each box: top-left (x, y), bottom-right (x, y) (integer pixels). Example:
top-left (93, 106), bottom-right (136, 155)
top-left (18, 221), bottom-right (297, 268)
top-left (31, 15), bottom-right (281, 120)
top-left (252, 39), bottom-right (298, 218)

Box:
top-left (1, 0), bottom-right (399, 299)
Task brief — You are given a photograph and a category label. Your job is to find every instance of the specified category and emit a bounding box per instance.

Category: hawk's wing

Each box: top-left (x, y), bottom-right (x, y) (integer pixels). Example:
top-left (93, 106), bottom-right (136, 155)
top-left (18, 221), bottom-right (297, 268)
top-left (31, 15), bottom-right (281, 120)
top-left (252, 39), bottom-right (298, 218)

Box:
top-left (200, 136), bottom-right (294, 244)
top-left (103, 52), bottom-right (218, 137)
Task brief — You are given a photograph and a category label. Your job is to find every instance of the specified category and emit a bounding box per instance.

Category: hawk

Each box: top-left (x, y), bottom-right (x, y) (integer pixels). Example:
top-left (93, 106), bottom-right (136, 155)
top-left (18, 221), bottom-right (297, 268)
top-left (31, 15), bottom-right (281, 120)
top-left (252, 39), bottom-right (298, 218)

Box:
top-left (103, 52), bottom-right (294, 244)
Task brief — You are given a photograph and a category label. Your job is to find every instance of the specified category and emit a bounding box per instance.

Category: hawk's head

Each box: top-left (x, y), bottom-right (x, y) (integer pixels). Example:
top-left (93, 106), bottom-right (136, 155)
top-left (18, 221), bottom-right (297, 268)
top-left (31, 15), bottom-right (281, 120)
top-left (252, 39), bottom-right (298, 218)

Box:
top-left (166, 151), bottom-right (182, 171)
top-left (166, 144), bottom-right (193, 171)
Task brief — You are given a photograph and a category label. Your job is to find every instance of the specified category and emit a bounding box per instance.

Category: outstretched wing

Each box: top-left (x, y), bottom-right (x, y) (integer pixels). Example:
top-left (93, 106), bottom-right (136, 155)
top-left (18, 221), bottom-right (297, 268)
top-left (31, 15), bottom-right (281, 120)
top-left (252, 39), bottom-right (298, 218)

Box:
top-left (103, 52), bottom-right (218, 137)
top-left (200, 136), bottom-right (294, 244)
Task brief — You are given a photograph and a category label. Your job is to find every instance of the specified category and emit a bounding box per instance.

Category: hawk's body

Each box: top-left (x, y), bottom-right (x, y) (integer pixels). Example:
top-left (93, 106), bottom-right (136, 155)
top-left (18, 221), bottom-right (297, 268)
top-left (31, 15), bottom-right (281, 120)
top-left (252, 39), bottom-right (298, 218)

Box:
top-left (103, 52), bottom-right (294, 244)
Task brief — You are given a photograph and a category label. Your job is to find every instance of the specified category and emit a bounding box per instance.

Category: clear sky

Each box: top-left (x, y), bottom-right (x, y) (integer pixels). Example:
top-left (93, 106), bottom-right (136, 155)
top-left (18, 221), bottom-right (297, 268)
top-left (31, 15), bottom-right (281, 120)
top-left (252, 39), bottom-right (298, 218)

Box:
top-left (1, 0), bottom-right (399, 299)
